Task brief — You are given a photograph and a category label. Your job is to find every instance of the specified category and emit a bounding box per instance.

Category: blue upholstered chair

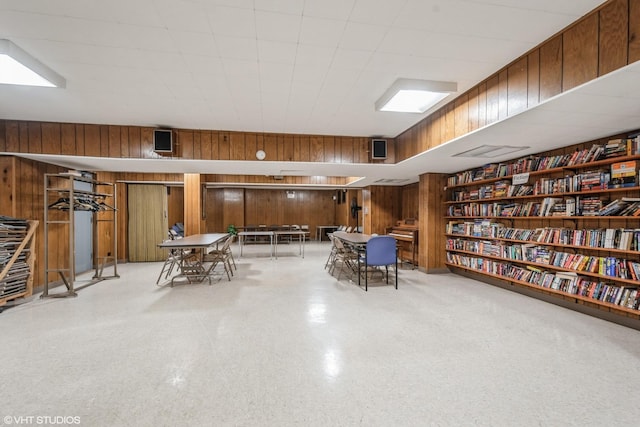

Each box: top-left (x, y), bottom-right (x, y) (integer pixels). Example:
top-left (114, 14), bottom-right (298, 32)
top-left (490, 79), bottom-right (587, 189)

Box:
top-left (359, 236), bottom-right (398, 291)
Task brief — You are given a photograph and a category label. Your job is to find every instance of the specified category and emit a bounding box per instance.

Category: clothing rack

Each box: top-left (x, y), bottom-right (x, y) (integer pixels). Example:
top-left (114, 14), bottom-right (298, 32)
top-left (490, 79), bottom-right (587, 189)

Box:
top-left (42, 173), bottom-right (119, 298)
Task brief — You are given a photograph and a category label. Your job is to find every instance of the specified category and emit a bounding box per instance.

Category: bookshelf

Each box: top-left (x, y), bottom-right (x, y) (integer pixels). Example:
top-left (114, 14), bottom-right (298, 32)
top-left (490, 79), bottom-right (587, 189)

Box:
top-left (445, 135), bottom-right (640, 326)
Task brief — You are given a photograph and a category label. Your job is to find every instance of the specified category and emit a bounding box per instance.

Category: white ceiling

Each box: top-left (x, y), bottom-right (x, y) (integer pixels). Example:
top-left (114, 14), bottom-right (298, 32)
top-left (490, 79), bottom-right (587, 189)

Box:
top-left (4, 0), bottom-right (639, 188)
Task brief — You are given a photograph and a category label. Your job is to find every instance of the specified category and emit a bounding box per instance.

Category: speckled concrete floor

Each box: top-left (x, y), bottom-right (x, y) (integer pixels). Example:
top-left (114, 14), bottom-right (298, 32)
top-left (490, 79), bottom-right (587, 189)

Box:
top-left (1, 241), bottom-right (639, 427)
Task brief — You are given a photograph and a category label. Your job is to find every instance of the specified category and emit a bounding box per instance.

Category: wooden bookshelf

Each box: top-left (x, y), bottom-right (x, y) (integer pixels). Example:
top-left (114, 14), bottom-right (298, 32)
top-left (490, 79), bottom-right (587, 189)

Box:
top-left (444, 135), bottom-right (640, 326)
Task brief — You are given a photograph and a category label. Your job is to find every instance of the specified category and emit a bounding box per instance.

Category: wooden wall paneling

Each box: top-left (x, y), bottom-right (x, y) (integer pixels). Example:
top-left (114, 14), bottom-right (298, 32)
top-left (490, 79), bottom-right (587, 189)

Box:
top-left (630, 0), bottom-right (640, 62)
top-left (443, 104), bottom-right (455, 142)
top-left (223, 188), bottom-right (244, 230)
top-left (282, 135), bottom-right (295, 162)
top-left (302, 135), bottom-right (313, 162)
top-left (0, 156), bottom-right (16, 217)
top-left (127, 127), bottom-right (141, 159)
top-left (230, 132), bottom-right (245, 160)
top-left (477, 82), bottom-right (487, 128)
top-left (309, 136), bottom-right (324, 162)
top-left (74, 124), bottom-right (85, 156)
top-left (244, 133), bottom-right (257, 161)
top-left (183, 174), bottom-right (204, 236)
top-left (100, 125), bottom-right (109, 157)
top-left (116, 177), bottom-right (128, 261)
top-left (539, 36), bottom-right (563, 102)
top-left (416, 121), bottom-right (427, 153)
top-left (192, 131), bottom-right (202, 159)
top-left (95, 171), bottom-right (115, 265)
top-left (527, 50), bottom-right (541, 108)
top-left (211, 131), bottom-right (222, 160)
top-left (119, 127), bottom-right (129, 158)
top-left (428, 112), bottom-right (441, 150)
top-left (201, 131), bottom-right (213, 160)
top-left (468, 87), bottom-right (480, 132)
top-left (323, 136), bottom-right (335, 163)
top-left (498, 69), bottom-right (509, 120)
top-left (5, 122), bottom-right (19, 152)
top-left (167, 186), bottom-right (184, 230)
top-left (485, 75), bottom-right (500, 125)
top-left (108, 126), bottom-right (121, 158)
top-left (454, 94), bottom-right (469, 138)
top-left (599, 0), bottom-right (629, 75)
top-left (19, 122), bottom-right (29, 152)
top-left (83, 124), bottom-right (100, 157)
top-left (217, 132), bottom-right (231, 160)
top-left (341, 137), bottom-right (353, 164)
top-left (28, 122), bottom-right (42, 154)
top-left (508, 57), bottom-right (528, 116)
top-left (41, 122), bottom-right (61, 155)
top-left (140, 127), bottom-right (154, 159)
top-left (179, 130), bottom-right (194, 159)
top-left (61, 124), bottom-right (76, 155)
top-left (419, 173), bottom-right (446, 272)
top-left (365, 186), bottom-right (401, 235)
top-left (401, 183), bottom-right (419, 220)
top-left (263, 134), bottom-right (277, 161)
top-left (0, 120), bottom-right (5, 151)
top-left (204, 188), bottom-right (223, 232)
top-left (359, 137), bottom-right (370, 163)
top-left (562, 14), bottom-right (599, 91)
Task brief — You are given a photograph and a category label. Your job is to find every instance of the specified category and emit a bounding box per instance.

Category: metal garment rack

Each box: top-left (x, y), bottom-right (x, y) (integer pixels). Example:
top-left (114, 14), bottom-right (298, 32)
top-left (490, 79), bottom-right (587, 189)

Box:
top-left (42, 173), bottom-right (119, 298)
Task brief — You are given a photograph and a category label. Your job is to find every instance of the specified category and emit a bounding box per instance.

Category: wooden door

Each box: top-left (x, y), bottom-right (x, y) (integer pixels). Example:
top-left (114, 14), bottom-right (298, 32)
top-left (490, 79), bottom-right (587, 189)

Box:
top-left (127, 184), bottom-right (167, 262)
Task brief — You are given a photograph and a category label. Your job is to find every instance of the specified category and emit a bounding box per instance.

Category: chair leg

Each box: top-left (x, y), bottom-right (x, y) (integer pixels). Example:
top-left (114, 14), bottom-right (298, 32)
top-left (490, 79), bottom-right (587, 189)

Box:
top-left (365, 262), bottom-right (368, 291)
top-left (395, 259), bottom-right (398, 289)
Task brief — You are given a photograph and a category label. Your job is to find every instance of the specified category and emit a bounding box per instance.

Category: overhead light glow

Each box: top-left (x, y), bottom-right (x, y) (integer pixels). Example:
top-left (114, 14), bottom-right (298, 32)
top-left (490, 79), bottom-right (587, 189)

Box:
top-left (375, 78), bottom-right (456, 113)
top-left (379, 90), bottom-right (449, 113)
top-left (0, 39), bottom-right (65, 88)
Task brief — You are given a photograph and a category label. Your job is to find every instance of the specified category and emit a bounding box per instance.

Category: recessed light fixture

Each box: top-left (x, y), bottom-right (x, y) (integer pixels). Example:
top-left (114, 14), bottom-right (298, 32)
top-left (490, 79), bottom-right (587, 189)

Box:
top-left (453, 145), bottom-right (529, 158)
top-left (0, 39), bottom-right (66, 88)
top-left (375, 78), bottom-right (457, 113)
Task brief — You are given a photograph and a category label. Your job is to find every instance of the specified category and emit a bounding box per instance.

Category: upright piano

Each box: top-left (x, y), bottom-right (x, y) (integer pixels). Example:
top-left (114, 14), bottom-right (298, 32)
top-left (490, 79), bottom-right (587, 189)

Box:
top-left (386, 219), bottom-right (419, 268)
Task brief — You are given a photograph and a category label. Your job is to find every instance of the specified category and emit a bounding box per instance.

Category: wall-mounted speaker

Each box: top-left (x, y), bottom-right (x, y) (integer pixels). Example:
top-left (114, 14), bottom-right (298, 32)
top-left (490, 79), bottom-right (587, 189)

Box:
top-left (372, 138), bottom-right (387, 159)
top-left (154, 129), bottom-right (173, 153)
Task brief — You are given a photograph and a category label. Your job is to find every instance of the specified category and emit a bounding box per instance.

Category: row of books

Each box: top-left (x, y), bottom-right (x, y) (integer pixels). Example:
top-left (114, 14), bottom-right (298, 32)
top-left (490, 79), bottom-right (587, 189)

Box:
top-left (450, 170), bottom-right (638, 202)
top-left (445, 253), bottom-right (640, 310)
top-left (448, 196), bottom-right (640, 217)
top-left (447, 237), bottom-right (640, 280)
top-left (446, 221), bottom-right (640, 251)
top-left (447, 137), bottom-right (640, 187)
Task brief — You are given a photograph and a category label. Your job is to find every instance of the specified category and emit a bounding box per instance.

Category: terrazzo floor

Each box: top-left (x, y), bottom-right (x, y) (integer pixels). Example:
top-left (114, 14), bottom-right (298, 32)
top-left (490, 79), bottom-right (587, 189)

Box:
top-left (1, 241), bottom-right (639, 427)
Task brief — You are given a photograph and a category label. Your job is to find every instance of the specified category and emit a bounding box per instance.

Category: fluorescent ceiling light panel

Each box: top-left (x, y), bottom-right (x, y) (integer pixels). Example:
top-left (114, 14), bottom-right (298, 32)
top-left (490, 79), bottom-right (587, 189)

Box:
top-left (453, 145), bottom-right (529, 158)
top-left (0, 39), bottom-right (66, 88)
top-left (375, 78), bottom-right (457, 113)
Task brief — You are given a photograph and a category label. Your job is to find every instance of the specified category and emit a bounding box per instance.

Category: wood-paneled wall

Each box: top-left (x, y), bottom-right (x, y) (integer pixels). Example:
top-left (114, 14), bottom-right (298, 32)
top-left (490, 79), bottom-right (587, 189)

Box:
top-left (0, 120), bottom-right (390, 166)
top-left (419, 174), bottom-right (447, 272)
top-left (362, 186), bottom-right (402, 235)
top-left (396, 0), bottom-right (640, 161)
top-left (401, 183), bottom-right (419, 220)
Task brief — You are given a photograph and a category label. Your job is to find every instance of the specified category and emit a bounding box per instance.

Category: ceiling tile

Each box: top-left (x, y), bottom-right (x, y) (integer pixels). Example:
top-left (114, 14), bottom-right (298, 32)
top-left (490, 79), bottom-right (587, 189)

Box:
top-left (257, 40), bottom-right (298, 64)
top-left (298, 16), bottom-right (346, 48)
top-left (303, 0), bottom-right (356, 20)
top-left (254, 0), bottom-right (305, 15)
top-left (255, 11), bottom-right (303, 43)
top-left (215, 35), bottom-right (258, 61)
top-left (349, 0), bottom-right (408, 25)
top-left (339, 21), bottom-right (387, 51)
top-left (208, 6), bottom-right (256, 38)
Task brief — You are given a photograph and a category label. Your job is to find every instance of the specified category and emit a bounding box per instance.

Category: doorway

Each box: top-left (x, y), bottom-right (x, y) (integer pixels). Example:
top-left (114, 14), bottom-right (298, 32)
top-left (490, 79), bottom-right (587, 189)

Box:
top-left (127, 184), bottom-right (168, 262)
